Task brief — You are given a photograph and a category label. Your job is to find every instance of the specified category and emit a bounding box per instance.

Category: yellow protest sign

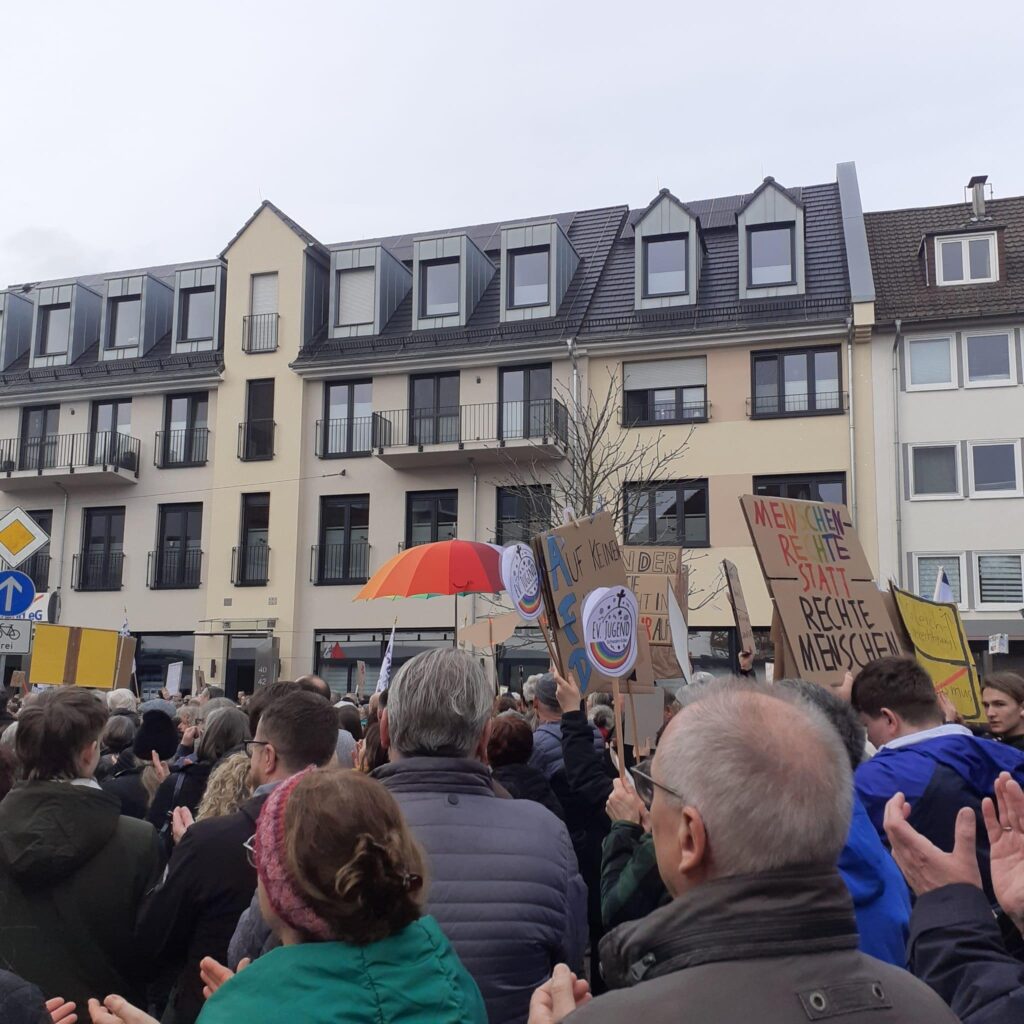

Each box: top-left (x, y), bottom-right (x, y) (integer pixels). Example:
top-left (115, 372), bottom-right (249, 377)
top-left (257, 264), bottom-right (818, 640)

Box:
top-left (890, 585), bottom-right (984, 722)
top-left (29, 623), bottom-right (136, 691)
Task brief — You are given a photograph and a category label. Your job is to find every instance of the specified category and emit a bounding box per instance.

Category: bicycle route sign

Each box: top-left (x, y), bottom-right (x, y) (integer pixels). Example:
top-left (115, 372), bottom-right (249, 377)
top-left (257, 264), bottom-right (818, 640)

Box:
top-left (0, 571), bottom-right (35, 618)
top-left (0, 616), bottom-right (32, 655)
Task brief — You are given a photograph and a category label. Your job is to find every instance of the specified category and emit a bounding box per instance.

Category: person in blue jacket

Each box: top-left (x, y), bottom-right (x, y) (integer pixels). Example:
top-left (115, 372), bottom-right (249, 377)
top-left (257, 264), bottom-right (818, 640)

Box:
top-left (779, 679), bottom-right (911, 965)
top-left (852, 657), bottom-right (1024, 905)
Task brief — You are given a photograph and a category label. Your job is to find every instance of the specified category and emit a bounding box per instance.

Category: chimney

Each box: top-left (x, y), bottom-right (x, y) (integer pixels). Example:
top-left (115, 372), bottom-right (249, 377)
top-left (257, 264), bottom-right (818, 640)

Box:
top-left (968, 174), bottom-right (988, 219)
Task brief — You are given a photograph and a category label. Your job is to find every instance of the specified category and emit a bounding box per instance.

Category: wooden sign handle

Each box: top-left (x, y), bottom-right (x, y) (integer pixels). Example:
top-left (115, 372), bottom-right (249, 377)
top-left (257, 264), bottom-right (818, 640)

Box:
top-left (611, 677), bottom-right (627, 783)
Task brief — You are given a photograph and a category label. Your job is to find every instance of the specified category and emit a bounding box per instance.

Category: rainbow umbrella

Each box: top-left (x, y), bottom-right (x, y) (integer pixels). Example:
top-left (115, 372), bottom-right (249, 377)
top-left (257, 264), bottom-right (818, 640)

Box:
top-left (355, 540), bottom-right (504, 601)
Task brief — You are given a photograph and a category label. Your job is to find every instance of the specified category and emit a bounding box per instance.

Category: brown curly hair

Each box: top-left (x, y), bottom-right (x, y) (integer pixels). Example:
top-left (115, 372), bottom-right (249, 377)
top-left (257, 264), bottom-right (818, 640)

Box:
top-left (283, 769), bottom-right (426, 945)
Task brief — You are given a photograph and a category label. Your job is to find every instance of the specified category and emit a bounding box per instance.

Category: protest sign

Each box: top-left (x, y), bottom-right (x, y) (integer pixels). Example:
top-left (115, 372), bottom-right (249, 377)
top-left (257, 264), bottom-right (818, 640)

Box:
top-left (165, 661), bottom-right (183, 696)
top-left (891, 585), bottom-right (984, 722)
top-left (500, 544), bottom-right (544, 622)
top-left (28, 624), bottom-right (135, 690)
top-left (723, 559), bottom-right (756, 655)
top-left (740, 495), bottom-right (905, 687)
top-left (621, 545), bottom-right (687, 679)
top-left (531, 512), bottom-right (654, 693)
top-left (582, 586), bottom-right (640, 680)
top-left (459, 611), bottom-right (519, 649)
top-left (623, 691), bottom-right (664, 756)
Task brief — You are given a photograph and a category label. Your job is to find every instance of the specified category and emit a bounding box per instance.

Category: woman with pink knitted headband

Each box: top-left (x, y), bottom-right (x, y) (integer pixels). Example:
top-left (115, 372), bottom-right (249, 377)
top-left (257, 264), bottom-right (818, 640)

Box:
top-left (88, 767), bottom-right (486, 1024)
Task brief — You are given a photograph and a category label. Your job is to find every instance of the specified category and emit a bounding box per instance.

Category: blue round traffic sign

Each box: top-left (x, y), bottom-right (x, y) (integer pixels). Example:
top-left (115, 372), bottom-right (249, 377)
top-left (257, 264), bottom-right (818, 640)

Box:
top-left (0, 570), bottom-right (36, 617)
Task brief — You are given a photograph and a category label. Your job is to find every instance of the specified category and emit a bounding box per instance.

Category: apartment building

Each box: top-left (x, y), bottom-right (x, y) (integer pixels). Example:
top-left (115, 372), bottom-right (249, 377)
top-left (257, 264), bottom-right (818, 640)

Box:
top-left (866, 177), bottom-right (1024, 667)
top-left (0, 164), bottom-right (875, 694)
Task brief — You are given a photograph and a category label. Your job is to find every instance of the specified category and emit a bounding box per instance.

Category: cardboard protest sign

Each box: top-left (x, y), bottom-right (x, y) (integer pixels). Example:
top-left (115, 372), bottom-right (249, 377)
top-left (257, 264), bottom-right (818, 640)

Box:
top-left (723, 559), bottom-right (756, 655)
top-left (459, 611), bottom-right (520, 649)
top-left (532, 512), bottom-right (654, 693)
top-left (165, 661), bottom-right (183, 696)
top-left (891, 585), bottom-right (984, 723)
top-left (622, 546), bottom-right (688, 679)
top-left (28, 624), bottom-right (135, 690)
top-left (740, 495), bottom-right (905, 687)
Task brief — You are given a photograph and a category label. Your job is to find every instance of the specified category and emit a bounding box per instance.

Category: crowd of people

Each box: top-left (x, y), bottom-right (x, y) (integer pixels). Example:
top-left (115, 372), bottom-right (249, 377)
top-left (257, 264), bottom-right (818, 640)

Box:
top-left (1, 654), bottom-right (1024, 1022)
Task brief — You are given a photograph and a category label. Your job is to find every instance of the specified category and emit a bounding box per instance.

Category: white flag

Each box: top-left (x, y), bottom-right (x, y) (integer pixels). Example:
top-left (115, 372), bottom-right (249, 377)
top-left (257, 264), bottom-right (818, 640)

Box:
top-left (376, 626), bottom-right (396, 693)
top-left (933, 567), bottom-right (955, 604)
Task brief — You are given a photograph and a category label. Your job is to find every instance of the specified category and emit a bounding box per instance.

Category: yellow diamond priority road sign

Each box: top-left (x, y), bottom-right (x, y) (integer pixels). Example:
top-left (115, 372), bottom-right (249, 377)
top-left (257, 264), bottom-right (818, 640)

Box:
top-left (0, 508), bottom-right (50, 568)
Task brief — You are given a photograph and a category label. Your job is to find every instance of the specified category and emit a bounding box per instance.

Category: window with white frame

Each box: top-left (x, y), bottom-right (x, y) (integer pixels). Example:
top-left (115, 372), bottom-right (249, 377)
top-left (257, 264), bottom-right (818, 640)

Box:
top-left (910, 444), bottom-right (960, 498)
top-left (976, 553), bottom-right (1024, 608)
top-left (936, 233), bottom-right (998, 286)
top-left (964, 332), bottom-right (1016, 387)
top-left (906, 337), bottom-right (954, 390)
top-left (915, 554), bottom-right (964, 605)
top-left (968, 441), bottom-right (1022, 497)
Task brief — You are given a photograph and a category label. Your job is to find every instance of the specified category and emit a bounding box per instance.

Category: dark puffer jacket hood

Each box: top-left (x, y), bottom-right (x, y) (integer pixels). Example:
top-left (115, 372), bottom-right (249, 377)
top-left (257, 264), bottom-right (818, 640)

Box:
top-left (0, 781), bottom-right (121, 886)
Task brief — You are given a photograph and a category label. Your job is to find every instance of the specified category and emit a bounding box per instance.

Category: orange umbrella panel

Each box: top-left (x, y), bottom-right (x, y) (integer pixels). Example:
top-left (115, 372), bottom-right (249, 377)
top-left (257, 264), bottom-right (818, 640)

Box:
top-left (356, 540), bottom-right (505, 600)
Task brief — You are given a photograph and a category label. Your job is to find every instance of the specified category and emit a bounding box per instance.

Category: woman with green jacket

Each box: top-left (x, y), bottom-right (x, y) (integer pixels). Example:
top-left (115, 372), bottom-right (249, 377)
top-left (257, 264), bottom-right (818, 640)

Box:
top-left (88, 768), bottom-right (486, 1024)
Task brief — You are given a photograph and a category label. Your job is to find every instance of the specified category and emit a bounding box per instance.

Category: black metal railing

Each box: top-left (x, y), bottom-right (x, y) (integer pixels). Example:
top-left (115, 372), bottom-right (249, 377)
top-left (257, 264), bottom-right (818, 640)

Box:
top-left (623, 400), bottom-right (710, 426)
top-left (154, 428), bottom-right (210, 468)
top-left (310, 541), bottom-right (369, 585)
top-left (314, 417), bottom-right (376, 458)
top-left (232, 544), bottom-right (270, 586)
top-left (0, 431), bottom-right (141, 476)
top-left (747, 391), bottom-right (848, 419)
top-left (237, 420), bottom-right (276, 461)
top-left (242, 313), bottom-right (279, 353)
top-left (371, 399), bottom-right (569, 452)
top-left (147, 547), bottom-right (203, 589)
top-left (20, 552), bottom-right (50, 592)
top-left (72, 551), bottom-right (124, 591)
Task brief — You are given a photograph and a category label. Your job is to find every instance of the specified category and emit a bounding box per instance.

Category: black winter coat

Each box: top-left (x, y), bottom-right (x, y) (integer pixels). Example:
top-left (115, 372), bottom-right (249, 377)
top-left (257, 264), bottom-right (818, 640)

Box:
top-left (0, 969), bottom-right (47, 1024)
top-left (0, 782), bottom-right (162, 1007)
top-left (146, 761), bottom-right (213, 854)
top-left (137, 794), bottom-right (267, 1024)
top-left (491, 762), bottom-right (565, 820)
top-left (909, 882), bottom-right (1024, 1023)
top-left (100, 752), bottom-right (150, 819)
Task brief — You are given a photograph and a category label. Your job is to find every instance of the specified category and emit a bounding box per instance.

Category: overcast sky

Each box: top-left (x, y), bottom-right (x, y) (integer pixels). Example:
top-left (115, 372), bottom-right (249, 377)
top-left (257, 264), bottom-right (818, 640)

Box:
top-left (1, 0), bottom-right (1021, 286)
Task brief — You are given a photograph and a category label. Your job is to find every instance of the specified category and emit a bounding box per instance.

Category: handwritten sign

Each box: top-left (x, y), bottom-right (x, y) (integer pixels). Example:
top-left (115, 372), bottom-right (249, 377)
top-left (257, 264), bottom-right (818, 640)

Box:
top-left (622, 546), bottom-right (684, 645)
top-left (532, 512), bottom-right (654, 693)
top-left (582, 587), bottom-right (640, 678)
top-left (500, 543), bottom-right (543, 621)
top-left (891, 585), bottom-right (984, 722)
top-left (740, 495), bottom-right (905, 687)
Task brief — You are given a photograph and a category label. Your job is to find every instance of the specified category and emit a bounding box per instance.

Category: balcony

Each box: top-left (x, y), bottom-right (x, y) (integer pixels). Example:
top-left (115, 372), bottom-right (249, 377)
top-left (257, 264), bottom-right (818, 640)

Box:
top-left (14, 552), bottom-right (50, 592)
top-left (746, 391), bottom-right (849, 420)
top-left (72, 551), bottom-right (124, 592)
top-left (0, 432), bottom-right (141, 490)
top-left (232, 544), bottom-right (270, 586)
top-left (310, 541), bottom-right (369, 585)
top-left (315, 417), bottom-right (375, 459)
top-left (242, 313), bottom-right (279, 354)
top-left (147, 547), bottom-right (203, 590)
top-left (623, 400), bottom-right (710, 427)
top-left (371, 399), bottom-right (569, 469)
top-left (237, 420), bottom-right (275, 461)
top-left (154, 428), bottom-right (210, 468)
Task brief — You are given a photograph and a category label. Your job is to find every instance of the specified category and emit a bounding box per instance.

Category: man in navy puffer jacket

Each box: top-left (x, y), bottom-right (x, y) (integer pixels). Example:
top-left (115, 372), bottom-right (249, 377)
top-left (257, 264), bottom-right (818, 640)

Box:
top-left (376, 650), bottom-right (587, 1024)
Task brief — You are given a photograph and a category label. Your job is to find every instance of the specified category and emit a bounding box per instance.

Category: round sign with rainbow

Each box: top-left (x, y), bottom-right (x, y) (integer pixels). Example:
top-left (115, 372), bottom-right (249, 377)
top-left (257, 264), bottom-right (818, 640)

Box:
top-left (501, 543), bottom-right (543, 622)
top-left (581, 586), bottom-right (639, 679)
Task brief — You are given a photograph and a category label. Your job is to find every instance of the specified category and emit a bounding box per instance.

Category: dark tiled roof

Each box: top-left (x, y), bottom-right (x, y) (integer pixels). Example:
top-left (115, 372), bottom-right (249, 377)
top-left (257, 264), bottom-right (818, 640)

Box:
top-left (295, 206), bottom-right (628, 364)
top-left (295, 181), bottom-right (851, 368)
top-left (865, 196), bottom-right (1024, 325)
top-left (579, 183), bottom-right (849, 343)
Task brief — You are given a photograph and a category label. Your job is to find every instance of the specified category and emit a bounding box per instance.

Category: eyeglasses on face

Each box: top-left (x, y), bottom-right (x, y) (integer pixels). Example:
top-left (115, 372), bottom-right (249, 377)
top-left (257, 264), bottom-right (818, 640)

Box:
top-left (629, 766), bottom-right (686, 810)
top-left (242, 834), bottom-right (256, 868)
top-left (244, 740), bottom-right (271, 758)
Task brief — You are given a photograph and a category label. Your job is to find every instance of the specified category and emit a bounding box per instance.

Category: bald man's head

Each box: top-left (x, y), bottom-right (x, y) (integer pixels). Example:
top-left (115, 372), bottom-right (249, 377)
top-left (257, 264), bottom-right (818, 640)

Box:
top-left (652, 682), bottom-right (852, 883)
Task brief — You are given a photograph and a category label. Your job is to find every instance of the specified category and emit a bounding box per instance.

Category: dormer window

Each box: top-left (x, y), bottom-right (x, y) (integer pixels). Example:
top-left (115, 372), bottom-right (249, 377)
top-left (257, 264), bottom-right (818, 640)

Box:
top-left (508, 247), bottom-right (549, 308)
top-left (336, 268), bottom-right (374, 326)
top-left (643, 235), bottom-right (687, 297)
top-left (420, 258), bottom-right (460, 317)
top-left (40, 305), bottom-right (71, 356)
top-left (109, 296), bottom-right (141, 349)
top-left (181, 287), bottom-right (215, 342)
top-left (748, 224), bottom-right (795, 287)
top-left (936, 232), bottom-right (997, 286)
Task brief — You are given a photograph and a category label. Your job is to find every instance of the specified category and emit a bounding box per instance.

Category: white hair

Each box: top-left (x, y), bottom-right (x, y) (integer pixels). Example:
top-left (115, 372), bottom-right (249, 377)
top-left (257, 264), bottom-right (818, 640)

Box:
top-left (107, 689), bottom-right (138, 713)
top-left (522, 674), bottom-right (543, 705)
top-left (387, 649), bottom-right (493, 758)
top-left (655, 681), bottom-right (853, 877)
top-left (689, 671), bottom-right (716, 687)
